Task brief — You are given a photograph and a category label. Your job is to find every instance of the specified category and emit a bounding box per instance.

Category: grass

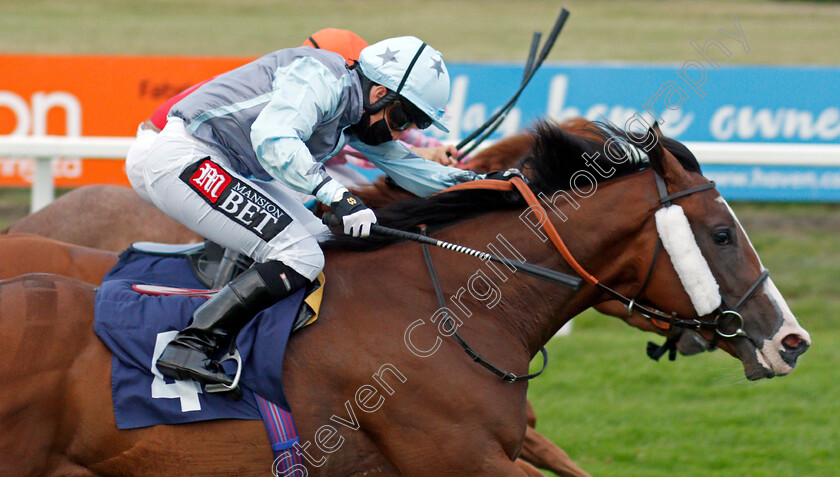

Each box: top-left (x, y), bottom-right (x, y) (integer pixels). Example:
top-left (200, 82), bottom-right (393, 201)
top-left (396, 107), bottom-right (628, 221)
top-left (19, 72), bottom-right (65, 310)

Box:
top-left (2, 0), bottom-right (840, 64)
top-left (2, 1), bottom-right (839, 475)
top-left (531, 324), bottom-right (839, 476)
top-left (0, 188), bottom-right (29, 228)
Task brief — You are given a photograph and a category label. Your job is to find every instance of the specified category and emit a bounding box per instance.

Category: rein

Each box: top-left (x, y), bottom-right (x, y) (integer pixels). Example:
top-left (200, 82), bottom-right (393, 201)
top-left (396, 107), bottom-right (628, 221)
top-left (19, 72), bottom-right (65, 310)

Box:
top-left (420, 171), bottom-right (770, 382)
top-left (418, 227), bottom-right (548, 384)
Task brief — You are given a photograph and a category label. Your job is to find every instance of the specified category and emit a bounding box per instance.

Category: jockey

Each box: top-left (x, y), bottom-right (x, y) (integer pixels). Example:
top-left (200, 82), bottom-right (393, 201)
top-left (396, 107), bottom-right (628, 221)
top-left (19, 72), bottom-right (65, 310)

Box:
top-left (143, 36), bottom-right (494, 389)
top-left (126, 28), bottom-right (457, 204)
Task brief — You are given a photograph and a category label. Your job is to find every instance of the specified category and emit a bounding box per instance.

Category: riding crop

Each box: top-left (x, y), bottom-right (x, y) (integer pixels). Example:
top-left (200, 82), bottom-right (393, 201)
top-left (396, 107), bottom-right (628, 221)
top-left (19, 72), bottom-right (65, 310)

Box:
top-left (323, 213), bottom-right (582, 290)
top-left (456, 7), bottom-right (571, 157)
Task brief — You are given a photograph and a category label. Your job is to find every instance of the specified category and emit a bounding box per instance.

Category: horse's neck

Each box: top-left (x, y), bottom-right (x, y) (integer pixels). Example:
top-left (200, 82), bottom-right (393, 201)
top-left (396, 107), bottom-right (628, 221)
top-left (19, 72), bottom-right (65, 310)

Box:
top-left (437, 171), bottom-right (660, 356)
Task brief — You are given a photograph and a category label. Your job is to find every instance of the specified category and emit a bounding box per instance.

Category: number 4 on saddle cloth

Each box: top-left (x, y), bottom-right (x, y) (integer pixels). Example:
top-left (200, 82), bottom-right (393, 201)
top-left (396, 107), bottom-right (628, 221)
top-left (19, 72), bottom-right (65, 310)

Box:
top-left (93, 243), bottom-right (324, 463)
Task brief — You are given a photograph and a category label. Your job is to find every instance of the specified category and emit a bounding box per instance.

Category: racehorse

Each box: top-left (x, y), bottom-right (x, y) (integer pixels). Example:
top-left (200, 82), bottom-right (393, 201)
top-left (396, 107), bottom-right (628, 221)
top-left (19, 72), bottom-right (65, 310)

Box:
top-left (0, 118), bottom-right (705, 355)
top-left (0, 232), bottom-right (588, 477)
top-left (0, 120), bottom-right (810, 475)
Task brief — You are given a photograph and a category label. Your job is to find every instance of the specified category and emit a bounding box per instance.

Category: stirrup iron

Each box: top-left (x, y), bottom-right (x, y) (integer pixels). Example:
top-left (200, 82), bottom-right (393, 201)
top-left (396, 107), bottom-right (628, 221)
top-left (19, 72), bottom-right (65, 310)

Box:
top-left (205, 347), bottom-right (243, 394)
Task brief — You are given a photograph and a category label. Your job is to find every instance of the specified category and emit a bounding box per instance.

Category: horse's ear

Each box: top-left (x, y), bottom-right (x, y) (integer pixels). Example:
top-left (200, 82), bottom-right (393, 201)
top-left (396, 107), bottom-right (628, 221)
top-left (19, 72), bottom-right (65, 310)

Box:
top-left (650, 121), bottom-right (663, 136)
top-left (646, 123), bottom-right (688, 183)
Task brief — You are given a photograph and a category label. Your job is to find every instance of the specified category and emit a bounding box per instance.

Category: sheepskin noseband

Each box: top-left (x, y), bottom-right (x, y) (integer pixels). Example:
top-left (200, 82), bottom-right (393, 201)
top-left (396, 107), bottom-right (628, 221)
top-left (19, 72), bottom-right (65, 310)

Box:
top-left (654, 205), bottom-right (721, 316)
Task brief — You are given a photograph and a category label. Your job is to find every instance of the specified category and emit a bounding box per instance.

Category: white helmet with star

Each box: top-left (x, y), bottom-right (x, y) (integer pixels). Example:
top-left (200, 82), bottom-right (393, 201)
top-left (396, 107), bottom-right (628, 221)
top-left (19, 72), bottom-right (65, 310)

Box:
top-left (358, 36), bottom-right (450, 132)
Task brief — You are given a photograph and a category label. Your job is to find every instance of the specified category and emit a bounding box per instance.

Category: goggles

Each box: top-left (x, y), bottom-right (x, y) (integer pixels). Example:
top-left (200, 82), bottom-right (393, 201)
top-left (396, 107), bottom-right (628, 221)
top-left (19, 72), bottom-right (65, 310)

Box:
top-left (386, 100), bottom-right (434, 131)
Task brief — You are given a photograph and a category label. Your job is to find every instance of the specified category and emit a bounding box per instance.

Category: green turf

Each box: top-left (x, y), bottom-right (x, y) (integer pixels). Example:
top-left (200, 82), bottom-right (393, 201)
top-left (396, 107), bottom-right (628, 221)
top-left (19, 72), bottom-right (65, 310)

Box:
top-left (2, 0), bottom-right (840, 64)
top-left (2, 1), bottom-right (839, 475)
top-left (0, 188), bottom-right (29, 229)
top-left (530, 322), bottom-right (839, 477)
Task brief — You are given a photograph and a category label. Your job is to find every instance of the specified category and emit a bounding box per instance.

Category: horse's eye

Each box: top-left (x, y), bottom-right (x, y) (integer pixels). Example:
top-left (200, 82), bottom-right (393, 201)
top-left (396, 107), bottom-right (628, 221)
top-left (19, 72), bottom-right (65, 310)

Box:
top-left (713, 230), bottom-right (732, 246)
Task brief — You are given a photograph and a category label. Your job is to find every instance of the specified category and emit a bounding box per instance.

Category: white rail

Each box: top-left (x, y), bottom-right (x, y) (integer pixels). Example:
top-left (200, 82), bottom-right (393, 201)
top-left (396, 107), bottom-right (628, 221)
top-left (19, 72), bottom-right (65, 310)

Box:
top-left (1, 136), bottom-right (840, 213)
top-left (0, 136), bottom-right (134, 212)
top-left (686, 142), bottom-right (840, 167)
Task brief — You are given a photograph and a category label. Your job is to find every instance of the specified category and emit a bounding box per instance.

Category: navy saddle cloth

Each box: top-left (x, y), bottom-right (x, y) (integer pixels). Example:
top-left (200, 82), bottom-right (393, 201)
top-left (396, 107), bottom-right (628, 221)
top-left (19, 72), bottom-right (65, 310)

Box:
top-left (94, 247), bottom-right (304, 430)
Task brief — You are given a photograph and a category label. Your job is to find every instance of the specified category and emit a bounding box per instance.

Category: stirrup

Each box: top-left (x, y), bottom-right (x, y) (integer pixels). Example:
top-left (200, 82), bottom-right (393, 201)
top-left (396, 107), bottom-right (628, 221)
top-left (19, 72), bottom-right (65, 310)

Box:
top-left (205, 347), bottom-right (243, 394)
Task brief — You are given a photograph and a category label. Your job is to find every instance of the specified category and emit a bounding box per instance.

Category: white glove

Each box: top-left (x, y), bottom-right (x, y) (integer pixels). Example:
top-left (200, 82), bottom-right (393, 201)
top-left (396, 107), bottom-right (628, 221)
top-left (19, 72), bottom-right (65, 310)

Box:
top-left (331, 191), bottom-right (378, 238)
top-left (342, 207), bottom-right (378, 238)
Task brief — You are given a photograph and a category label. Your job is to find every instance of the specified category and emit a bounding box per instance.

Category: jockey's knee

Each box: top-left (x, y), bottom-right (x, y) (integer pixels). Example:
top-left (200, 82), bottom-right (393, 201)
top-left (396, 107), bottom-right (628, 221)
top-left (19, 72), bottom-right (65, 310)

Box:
top-left (262, 235), bottom-right (324, 282)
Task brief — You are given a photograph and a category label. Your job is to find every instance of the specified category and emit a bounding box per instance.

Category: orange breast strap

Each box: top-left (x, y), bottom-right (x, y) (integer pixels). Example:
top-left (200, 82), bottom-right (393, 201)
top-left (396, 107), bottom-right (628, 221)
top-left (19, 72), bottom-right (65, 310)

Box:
top-left (439, 178), bottom-right (599, 285)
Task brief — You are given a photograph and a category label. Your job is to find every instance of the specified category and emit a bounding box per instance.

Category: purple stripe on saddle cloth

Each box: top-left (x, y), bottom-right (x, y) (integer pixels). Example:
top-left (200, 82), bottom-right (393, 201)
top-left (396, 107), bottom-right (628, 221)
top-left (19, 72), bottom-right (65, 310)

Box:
top-left (255, 393), bottom-right (303, 470)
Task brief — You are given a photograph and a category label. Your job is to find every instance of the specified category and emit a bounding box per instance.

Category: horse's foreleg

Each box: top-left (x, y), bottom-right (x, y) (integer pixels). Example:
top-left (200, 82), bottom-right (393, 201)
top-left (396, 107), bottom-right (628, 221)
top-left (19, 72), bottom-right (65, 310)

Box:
top-left (519, 426), bottom-right (591, 477)
top-left (515, 458), bottom-right (548, 476)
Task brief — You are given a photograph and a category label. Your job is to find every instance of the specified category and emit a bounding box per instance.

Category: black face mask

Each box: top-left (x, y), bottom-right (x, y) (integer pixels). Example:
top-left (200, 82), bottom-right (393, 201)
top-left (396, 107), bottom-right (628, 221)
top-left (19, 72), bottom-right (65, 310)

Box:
top-left (352, 112), bottom-right (393, 146)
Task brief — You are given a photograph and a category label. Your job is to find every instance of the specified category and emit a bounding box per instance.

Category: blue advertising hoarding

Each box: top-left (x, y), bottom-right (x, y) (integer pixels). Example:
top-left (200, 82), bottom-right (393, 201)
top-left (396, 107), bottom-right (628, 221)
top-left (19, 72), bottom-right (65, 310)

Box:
top-left (428, 62), bottom-right (839, 201)
top-left (439, 63), bottom-right (838, 144)
top-left (704, 164), bottom-right (840, 202)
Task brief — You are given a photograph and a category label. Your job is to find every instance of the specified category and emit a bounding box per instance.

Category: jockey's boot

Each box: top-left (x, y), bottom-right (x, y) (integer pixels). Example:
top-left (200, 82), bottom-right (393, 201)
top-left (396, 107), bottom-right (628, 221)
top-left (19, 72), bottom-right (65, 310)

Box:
top-left (156, 261), bottom-right (308, 387)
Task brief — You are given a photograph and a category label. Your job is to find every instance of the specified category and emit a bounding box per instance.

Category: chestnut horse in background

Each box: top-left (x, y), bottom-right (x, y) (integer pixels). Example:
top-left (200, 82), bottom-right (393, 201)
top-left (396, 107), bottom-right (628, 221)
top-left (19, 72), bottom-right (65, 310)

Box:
top-left (0, 121), bottom-right (809, 475)
top-left (3, 184), bottom-right (201, 251)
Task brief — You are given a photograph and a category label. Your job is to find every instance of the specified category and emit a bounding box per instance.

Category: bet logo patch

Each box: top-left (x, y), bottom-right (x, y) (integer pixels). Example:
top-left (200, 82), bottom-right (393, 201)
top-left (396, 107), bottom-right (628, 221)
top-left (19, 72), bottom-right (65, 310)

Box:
top-left (185, 158), bottom-right (231, 203)
top-left (179, 158), bottom-right (292, 241)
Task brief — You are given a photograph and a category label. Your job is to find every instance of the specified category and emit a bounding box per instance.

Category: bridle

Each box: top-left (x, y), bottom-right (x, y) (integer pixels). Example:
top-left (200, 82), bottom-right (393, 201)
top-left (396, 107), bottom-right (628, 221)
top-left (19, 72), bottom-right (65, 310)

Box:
top-left (612, 172), bottom-right (770, 342)
top-left (421, 169), bottom-right (771, 382)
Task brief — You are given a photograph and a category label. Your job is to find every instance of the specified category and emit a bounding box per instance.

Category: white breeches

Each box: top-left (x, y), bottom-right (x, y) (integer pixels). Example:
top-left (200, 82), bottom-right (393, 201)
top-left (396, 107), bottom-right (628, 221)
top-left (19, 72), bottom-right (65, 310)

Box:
top-left (135, 118), bottom-right (328, 281)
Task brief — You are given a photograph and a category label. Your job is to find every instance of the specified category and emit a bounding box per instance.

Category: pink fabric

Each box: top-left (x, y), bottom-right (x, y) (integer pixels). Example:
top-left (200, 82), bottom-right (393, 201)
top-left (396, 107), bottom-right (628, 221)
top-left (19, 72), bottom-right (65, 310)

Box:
top-left (149, 79), bottom-right (213, 130)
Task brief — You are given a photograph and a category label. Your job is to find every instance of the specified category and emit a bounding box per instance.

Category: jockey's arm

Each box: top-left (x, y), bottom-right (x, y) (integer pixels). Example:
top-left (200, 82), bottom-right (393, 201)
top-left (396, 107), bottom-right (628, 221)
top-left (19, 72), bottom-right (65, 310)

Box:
top-left (250, 58), bottom-right (350, 205)
top-left (398, 128), bottom-right (458, 165)
top-left (411, 144), bottom-right (459, 166)
top-left (348, 137), bottom-right (480, 198)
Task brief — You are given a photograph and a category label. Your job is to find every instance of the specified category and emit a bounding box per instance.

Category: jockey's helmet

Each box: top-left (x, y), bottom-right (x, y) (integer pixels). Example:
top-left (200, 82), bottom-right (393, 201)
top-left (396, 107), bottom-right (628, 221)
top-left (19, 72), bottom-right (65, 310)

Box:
top-left (302, 28), bottom-right (369, 65)
top-left (357, 36), bottom-right (450, 133)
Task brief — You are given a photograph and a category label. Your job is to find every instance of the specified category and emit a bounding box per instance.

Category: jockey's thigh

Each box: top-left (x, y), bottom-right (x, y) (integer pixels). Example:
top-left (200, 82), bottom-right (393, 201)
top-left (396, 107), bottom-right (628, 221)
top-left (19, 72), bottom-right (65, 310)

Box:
top-left (125, 124), bottom-right (159, 204)
top-left (142, 118), bottom-right (324, 281)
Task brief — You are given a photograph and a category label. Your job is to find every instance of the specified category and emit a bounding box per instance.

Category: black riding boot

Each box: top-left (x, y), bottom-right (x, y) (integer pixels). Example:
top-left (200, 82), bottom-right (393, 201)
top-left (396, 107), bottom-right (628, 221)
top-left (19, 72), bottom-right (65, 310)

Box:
top-left (156, 261), bottom-right (308, 387)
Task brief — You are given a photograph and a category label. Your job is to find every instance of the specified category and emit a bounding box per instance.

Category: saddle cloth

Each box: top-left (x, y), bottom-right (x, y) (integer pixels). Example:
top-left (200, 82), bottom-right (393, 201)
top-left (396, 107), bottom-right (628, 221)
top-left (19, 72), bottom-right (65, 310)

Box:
top-left (94, 247), bottom-right (308, 430)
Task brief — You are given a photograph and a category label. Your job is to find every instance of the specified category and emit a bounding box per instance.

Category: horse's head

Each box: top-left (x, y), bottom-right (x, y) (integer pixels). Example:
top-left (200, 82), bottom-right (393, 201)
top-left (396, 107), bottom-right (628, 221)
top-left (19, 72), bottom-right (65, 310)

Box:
top-left (633, 125), bottom-right (810, 379)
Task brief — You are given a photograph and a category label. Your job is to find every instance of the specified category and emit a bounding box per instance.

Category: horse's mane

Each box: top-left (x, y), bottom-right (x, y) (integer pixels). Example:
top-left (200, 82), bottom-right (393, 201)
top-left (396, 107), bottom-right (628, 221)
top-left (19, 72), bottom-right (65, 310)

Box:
top-left (325, 120), bottom-right (701, 251)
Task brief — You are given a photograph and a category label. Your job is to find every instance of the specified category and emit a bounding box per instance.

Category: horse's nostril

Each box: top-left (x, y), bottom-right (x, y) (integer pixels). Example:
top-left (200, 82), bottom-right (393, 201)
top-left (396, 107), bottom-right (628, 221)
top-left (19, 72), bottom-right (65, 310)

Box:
top-left (782, 334), bottom-right (805, 350)
top-left (779, 334), bottom-right (810, 368)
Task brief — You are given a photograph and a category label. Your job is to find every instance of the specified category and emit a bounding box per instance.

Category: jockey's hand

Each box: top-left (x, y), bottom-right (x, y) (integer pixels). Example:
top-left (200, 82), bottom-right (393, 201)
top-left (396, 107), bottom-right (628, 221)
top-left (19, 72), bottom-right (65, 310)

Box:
top-left (412, 145), bottom-right (458, 166)
top-left (331, 191), bottom-right (377, 238)
top-left (483, 168), bottom-right (528, 183)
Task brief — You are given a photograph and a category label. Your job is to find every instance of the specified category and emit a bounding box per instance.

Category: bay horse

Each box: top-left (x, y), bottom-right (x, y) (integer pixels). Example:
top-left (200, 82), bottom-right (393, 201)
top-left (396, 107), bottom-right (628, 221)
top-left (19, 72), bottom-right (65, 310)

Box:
top-left (0, 120), bottom-right (809, 475)
top-left (0, 233), bottom-right (588, 477)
